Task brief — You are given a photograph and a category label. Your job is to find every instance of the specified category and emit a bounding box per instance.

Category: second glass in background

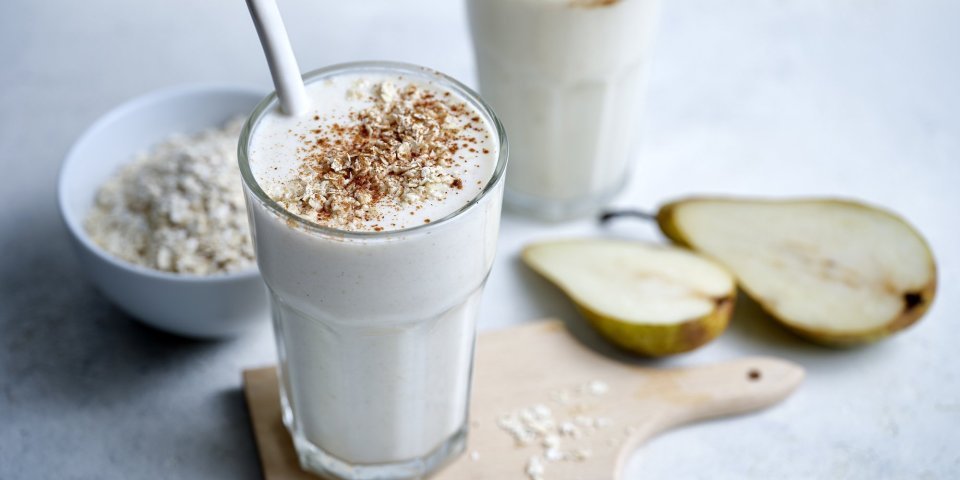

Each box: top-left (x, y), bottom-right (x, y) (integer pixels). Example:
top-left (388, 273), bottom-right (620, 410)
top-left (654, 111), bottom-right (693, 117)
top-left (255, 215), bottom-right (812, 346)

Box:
top-left (468, 0), bottom-right (660, 221)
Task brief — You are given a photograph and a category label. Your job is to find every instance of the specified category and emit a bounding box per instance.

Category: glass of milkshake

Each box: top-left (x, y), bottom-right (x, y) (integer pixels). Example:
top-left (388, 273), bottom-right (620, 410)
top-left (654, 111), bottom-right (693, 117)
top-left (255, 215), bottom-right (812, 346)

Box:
top-left (468, 0), bottom-right (660, 221)
top-left (238, 61), bottom-right (507, 479)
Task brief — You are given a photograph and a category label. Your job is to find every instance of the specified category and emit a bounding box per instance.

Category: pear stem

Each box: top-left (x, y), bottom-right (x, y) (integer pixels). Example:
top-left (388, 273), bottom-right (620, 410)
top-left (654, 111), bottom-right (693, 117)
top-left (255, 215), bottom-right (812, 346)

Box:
top-left (599, 210), bottom-right (657, 224)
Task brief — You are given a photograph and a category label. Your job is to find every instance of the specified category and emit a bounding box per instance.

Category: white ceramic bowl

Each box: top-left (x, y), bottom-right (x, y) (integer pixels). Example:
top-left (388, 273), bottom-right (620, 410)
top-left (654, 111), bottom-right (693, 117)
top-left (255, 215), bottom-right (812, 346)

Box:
top-left (58, 85), bottom-right (270, 338)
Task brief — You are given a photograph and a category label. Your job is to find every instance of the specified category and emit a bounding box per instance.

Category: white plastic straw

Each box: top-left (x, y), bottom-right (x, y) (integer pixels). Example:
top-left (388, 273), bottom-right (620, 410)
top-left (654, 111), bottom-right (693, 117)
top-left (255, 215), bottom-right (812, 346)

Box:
top-left (245, 0), bottom-right (309, 116)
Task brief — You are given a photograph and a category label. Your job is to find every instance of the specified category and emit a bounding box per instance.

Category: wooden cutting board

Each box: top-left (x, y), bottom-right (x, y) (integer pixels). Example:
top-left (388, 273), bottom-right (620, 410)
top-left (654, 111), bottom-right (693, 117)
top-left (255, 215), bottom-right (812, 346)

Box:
top-left (243, 320), bottom-right (804, 479)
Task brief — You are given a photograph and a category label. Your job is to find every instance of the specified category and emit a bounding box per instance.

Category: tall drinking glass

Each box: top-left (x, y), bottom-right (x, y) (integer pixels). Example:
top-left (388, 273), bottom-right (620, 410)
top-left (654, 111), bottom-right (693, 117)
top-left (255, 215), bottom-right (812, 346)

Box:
top-left (468, 0), bottom-right (660, 221)
top-left (238, 62), bottom-right (507, 479)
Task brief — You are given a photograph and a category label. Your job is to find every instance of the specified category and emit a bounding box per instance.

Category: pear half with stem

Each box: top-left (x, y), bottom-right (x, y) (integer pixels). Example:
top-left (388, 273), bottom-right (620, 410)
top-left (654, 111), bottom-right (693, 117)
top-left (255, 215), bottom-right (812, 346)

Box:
top-left (656, 197), bottom-right (937, 346)
top-left (522, 239), bottom-right (736, 356)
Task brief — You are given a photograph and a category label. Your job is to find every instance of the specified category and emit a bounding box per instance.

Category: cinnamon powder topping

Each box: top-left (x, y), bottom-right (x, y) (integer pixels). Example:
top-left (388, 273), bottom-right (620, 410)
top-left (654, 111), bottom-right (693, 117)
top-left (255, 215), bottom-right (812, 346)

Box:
top-left (267, 80), bottom-right (481, 230)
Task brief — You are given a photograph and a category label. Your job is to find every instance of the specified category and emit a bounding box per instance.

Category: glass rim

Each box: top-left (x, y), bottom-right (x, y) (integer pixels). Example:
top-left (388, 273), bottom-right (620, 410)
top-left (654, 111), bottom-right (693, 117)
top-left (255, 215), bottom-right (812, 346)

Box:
top-left (238, 60), bottom-right (508, 240)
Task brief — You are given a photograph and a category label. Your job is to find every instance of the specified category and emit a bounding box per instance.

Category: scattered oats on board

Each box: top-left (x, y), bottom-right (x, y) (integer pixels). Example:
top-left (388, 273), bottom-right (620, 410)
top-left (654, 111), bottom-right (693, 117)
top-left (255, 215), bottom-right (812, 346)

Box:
top-left (494, 379), bottom-right (617, 479)
top-left (85, 117), bottom-right (255, 275)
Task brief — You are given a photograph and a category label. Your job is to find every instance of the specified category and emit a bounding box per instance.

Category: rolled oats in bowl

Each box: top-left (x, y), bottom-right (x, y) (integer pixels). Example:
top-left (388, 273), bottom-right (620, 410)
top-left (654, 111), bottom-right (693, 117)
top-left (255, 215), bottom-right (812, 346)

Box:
top-left (84, 117), bottom-right (255, 275)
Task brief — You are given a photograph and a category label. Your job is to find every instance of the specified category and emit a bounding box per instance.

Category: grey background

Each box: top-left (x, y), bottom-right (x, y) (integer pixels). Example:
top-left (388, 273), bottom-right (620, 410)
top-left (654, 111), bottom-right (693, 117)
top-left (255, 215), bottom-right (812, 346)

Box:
top-left (2, 0), bottom-right (959, 478)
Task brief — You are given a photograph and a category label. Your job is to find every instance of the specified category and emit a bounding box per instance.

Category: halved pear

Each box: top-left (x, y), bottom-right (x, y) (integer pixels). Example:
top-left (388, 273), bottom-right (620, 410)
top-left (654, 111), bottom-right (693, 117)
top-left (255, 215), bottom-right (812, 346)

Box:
top-left (522, 239), bottom-right (736, 356)
top-left (657, 197), bottom-right (937, 346)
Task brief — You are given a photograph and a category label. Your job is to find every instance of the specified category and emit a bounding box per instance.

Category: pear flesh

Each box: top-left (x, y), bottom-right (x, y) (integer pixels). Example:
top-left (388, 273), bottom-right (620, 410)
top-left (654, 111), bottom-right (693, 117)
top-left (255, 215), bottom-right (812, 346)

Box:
top-left (657, 198), bottom-right (937, 346)
top-left (522, 240), bottom-right (736, 356)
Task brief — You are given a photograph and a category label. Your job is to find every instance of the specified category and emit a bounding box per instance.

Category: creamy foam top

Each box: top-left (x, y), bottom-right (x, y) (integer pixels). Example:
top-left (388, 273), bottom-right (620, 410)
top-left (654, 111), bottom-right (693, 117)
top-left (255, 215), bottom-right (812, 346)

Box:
top-left (248, 73), bottom-right (498, 232)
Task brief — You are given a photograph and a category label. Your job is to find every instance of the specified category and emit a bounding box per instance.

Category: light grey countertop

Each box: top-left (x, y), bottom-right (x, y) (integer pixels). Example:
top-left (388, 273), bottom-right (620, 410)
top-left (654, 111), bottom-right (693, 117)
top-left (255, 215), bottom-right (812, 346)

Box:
top-left (2, 0), bottom-right (958, 478)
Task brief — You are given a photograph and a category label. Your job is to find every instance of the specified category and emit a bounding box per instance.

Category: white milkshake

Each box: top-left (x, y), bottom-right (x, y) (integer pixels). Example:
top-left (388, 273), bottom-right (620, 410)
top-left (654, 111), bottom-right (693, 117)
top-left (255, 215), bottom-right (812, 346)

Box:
top-left (468, 0), bottom-right (659, 220)
top-left (239, 62), bottom-right (506, 479)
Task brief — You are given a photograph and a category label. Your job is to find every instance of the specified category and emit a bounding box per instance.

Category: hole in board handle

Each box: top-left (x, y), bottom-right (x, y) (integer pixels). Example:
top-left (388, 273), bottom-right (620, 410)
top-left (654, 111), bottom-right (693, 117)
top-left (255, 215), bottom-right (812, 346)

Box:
top-left (747, 369), bottom-right (762, 381)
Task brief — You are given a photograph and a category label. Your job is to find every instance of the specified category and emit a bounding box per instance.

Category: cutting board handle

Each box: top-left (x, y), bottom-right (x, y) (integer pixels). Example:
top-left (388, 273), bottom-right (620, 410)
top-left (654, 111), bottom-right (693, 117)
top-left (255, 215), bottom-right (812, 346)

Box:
top-left (629, 356), bottom-right (804, 438)
top-left (660, 356), bottom-right (803, 424)
top-left (613, 357), bottom-right (804, 475)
